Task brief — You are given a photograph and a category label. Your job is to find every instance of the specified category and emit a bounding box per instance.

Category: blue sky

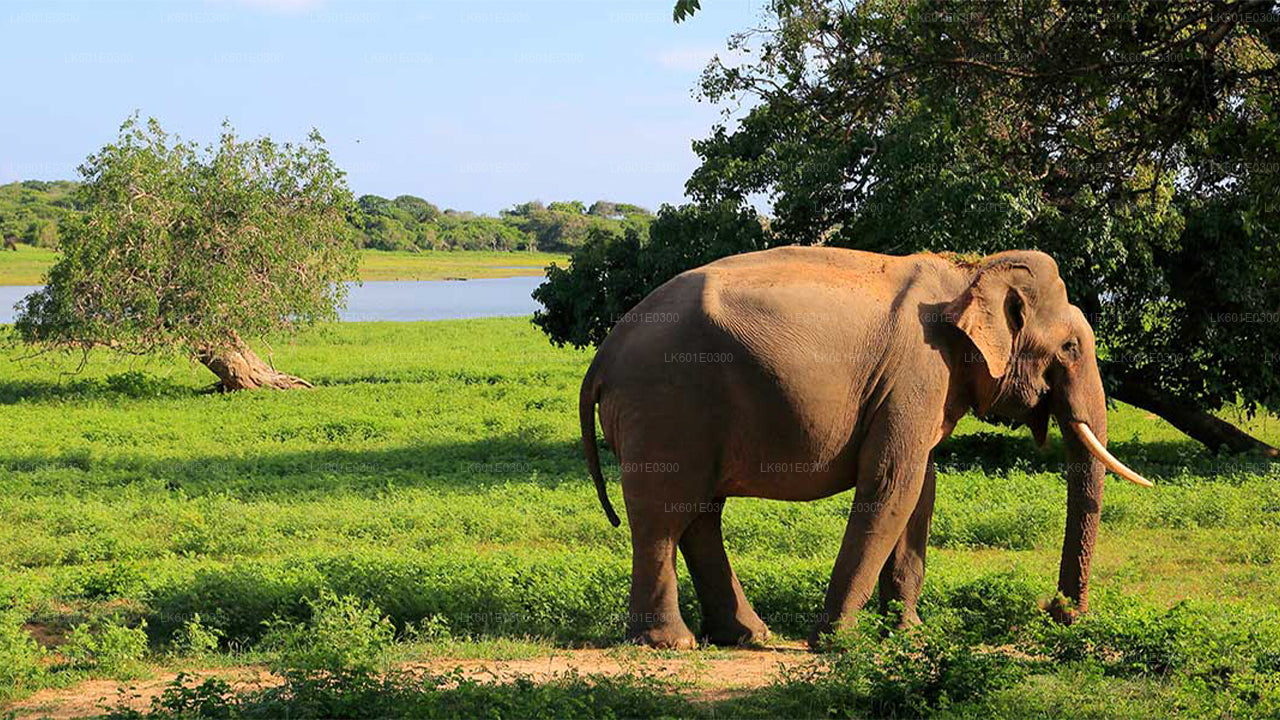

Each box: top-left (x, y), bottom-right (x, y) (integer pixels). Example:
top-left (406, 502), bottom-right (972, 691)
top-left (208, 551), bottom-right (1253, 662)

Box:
top-left (0, 0), bottom-right (761, 214)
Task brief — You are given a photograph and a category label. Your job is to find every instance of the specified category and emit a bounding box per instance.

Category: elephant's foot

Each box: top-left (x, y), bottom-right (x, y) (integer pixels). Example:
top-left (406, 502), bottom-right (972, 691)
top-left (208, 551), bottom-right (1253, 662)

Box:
top-left (701, 612), bottom-right (771, 647)
top-left (627, 621), bottom-right (697, 650)
top-left (1044, 595), bottom-right (1081, 625)
top-left (807, 616), bottom-right (838, 650)
top-left (890, 606), bottom-right (921, 630)
top-left (808, 606), bottom-right (920, 647)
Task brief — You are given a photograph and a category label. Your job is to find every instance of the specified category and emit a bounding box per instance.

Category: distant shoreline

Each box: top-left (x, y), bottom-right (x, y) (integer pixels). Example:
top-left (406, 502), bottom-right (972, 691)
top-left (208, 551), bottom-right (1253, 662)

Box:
top-left (0, 248), bottom-right (568, 286)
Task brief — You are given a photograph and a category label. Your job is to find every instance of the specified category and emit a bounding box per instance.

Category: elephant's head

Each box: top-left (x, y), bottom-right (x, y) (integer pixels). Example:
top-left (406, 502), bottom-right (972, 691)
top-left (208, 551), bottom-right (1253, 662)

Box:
top-left (945, 250), bottom-right (1150, 621)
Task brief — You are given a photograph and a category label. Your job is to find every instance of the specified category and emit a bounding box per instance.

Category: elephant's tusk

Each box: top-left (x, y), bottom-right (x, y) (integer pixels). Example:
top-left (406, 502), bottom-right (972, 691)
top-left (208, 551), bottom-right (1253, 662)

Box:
top-left (1071, 422), bottom-right (1153, 488)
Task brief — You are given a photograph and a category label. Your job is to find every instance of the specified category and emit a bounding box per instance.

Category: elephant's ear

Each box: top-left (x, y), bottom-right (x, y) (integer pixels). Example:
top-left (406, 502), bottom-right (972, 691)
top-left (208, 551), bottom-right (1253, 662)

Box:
top-left (946, 265), bottom-right (1030, 380)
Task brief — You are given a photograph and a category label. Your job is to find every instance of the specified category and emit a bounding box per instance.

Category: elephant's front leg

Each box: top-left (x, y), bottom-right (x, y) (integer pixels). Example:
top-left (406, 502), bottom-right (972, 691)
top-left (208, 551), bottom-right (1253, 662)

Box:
top-left (810, 412), bottom-right (933, 645)
top-left (877, 456), bottom-right (936, 627)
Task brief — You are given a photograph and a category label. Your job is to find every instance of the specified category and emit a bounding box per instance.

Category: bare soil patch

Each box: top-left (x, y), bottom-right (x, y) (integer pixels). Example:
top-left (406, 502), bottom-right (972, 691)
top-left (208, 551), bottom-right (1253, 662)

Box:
top-left (7, 667), bottom-right (275, 720)
top-left (6, 643), bottom-right (817, 718)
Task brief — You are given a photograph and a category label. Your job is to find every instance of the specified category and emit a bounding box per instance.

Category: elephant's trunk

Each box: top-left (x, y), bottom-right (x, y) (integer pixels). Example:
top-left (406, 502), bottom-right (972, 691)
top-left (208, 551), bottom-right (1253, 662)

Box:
top-left (1050, 349), bottom-right (1153, 621)
top-left (1051, 355), bottom-right (1110, 622)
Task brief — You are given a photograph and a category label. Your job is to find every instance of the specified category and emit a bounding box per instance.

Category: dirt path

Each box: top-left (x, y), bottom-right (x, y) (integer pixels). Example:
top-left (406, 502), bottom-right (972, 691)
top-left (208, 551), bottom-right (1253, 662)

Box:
top-left (7, 644), bottom-right (818, 719)
top-left (7, 667), bottom-right (276, 720)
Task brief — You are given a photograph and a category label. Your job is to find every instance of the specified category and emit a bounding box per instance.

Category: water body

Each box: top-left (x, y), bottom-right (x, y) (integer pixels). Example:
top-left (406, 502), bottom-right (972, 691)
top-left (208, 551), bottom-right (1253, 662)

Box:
top-left (0, 276), bottom-right (546, 324)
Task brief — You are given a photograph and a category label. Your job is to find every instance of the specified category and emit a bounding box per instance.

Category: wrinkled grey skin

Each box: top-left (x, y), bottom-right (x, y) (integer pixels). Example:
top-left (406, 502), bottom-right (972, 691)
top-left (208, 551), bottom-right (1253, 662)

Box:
top-left (581, 247), bottom-right (1110, 648)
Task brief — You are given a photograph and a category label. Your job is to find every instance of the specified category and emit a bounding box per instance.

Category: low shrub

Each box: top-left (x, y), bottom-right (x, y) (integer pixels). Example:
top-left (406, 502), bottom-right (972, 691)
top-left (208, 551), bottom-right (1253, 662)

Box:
top-left (0, 610), bottom-right (47, 701)
top-left (1024, 597), bottom-right (1280, 688)
top-left (932, 569), bottom-right (1045, 644)
top-left (61, 618), bottom-right (148, 676)
top-left (261, 592), bottom-right (395, 678)
top-left (171, 613), bottom-right (223, 657)
top-left (828, 611), bottom-right (1020, 717)
top-left (727, 610), bottom-right (1019, 719)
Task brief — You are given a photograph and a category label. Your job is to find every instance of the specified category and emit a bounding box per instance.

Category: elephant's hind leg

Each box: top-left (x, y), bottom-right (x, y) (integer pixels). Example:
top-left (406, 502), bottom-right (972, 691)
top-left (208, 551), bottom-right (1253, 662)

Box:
top-left (622, 484), bottom-right (698, 650)
top-left (679, 500), bottom-right (770, 646)
top-left (877, 457), bottom-right (936, 627)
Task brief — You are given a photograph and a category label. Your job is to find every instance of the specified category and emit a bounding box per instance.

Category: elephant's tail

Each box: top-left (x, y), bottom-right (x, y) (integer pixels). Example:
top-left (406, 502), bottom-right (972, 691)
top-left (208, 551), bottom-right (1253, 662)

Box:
top-left (580, 366), bottom-right (621, 528)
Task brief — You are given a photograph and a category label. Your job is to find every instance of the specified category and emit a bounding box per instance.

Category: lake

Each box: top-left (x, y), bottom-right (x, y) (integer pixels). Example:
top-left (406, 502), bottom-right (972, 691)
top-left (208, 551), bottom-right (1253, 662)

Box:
top-left (0, 277), bottom-right (546, 324)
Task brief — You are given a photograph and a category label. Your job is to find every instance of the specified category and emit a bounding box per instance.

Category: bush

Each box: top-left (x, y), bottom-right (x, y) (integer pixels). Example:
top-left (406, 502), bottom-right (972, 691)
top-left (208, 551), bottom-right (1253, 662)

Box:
top-left (0, 610), bottom-right (46, 701)
top-left (62, 618), bottom-right (148, 675)
top-left (172, 614), bottom-right (223, 657)
top-left (148, 551), bottom-right (633, 647)
top-left (105, 673), bottom-right (239, 720)
top-left (830, 611), bottom-right (1020, 717)
top-left (1024, 598), bottom-right (1278, 681)
top-left (261, 592), bottom-right (395, 677)
top-left (933, 570), bottom-right (1045, 644)
top-left (732, 610), bottom-right (1019, 719)
top-left (147, 560), bottom-right (326, 644)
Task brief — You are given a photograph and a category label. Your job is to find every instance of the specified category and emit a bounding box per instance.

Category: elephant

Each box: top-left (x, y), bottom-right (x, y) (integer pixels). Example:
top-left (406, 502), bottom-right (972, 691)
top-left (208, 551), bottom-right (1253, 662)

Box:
top-left (579, 247), bottom-right (1151, 649)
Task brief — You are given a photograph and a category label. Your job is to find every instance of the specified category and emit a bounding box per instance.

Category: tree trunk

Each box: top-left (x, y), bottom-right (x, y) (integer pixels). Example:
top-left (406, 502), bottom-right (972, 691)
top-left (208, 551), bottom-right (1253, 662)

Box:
top-left (1112, 380), bottom-right (1278, 457)
top-left (198, 337), bottom-right (312, 391)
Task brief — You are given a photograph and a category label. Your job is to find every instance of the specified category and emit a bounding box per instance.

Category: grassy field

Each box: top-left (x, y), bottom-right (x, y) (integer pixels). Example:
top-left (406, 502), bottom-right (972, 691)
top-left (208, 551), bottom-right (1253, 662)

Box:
top-left (0, 248), bottom-right (566, 285)
top-left (0, 248), bottom-right (60, 286)
top-left (2, 318), bottom-right (1280, 717)
top-left (356, 250), bottom-right (567, 281)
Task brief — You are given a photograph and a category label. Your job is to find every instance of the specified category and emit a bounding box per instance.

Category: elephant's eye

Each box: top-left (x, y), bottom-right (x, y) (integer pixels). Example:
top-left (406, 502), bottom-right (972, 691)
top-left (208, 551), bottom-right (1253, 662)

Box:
top-left (1061, 339), bottom-right (1080, 357)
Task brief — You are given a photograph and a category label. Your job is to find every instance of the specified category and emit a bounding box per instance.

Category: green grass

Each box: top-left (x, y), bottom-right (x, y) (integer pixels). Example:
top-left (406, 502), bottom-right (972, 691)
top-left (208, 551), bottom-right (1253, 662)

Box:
top-left (2, 318), bottom-right (1279, 716)
top-left (0, 248), bottom-right (566, 286)
top-left (0, 246), bottom-right (59, 285)
top-left (355, 249), bottom-right (567, 281)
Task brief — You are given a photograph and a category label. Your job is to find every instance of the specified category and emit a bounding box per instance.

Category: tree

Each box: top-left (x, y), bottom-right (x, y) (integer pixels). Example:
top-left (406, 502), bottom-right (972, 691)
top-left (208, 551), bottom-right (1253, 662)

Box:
top-left (588, 200), bottom-right (618, 217)
top-left (664, 0), bottom-right (1280, 455)
top-left (533, 202), bottom-right (774, 347)
top-left (15, 116), bottom-right (357, 390)
top-left (504, 200), bottom-right (655, 253)
top-left (392, 194), bottom-right (440, 224)
top-left (547, 200), bottom-right (586, 215)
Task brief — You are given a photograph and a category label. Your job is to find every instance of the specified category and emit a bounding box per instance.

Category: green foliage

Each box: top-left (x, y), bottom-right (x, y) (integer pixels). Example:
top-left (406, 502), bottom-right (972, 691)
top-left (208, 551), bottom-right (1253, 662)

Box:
top-left (109, 673), bottom-right (239, 720)
top-left (502, 198), bottom-right (653, 253)
top-left (532, 201), bottom-right (774, 347)
top-left (931, 571), bottom-right (1045, 645)
top-left (685, 0), bottom-right (1280, 425)
top-left (262, 592), bottom-right (395, 677)
top-left (673, 0), bottom-right (701, 22)
top-left (0, 180), bottom-right (81, 247)
top-left (0, 609), bottom-right (46, 701)
top-left (106, 668), bottom-right (697, 720)
top-left (14, 115), bottom-right (358, 360)
top-left (62, 618), bottom-right (148, 675)
top-left (172, 614), bottom-right (223, 657)
top-left (0, 177), bottom-right (648, 258)
top-left (823, 612), bottom-right (1020, 717)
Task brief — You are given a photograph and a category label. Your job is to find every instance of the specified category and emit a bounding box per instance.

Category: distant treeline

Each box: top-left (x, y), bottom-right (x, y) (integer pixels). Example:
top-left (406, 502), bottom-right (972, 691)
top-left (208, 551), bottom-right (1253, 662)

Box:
top-left (0, 180), bottom-right (653, 253)
top-left (0, 180), bottom-right (81, 247)
top-left (353, 195), bottom-right (653, 252)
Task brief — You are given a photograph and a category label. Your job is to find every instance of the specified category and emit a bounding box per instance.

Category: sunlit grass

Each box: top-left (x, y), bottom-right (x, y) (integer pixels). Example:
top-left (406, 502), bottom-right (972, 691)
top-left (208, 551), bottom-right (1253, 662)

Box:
top-left (0, 246), bottom-right (58, 285)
